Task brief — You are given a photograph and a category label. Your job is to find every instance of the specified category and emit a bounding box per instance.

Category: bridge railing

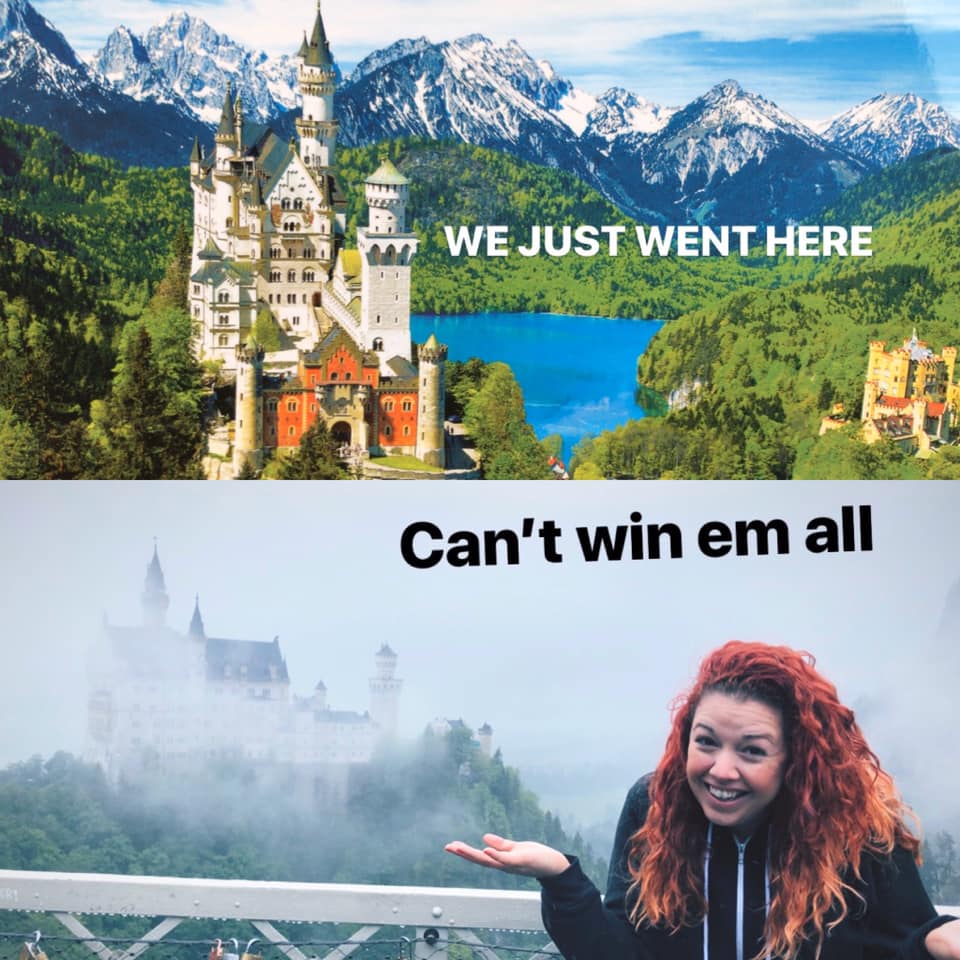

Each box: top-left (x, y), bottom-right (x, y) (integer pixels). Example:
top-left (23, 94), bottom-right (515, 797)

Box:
top-left (0, 870), bottom-right (554, 960)
top-left (0, 870), bottom-right (955, 960)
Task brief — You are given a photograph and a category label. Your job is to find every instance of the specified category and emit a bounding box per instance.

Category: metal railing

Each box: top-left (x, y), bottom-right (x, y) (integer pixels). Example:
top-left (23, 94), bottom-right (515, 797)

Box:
top-left (0, 870), bottom-right (955, 960)
top-left (0, 870), bottom-right (554, 960)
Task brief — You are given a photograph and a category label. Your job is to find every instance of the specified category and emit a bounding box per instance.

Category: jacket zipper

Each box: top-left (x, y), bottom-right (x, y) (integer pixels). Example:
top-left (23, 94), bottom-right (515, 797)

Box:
top-left (736, 836), bottom-right (748, 960)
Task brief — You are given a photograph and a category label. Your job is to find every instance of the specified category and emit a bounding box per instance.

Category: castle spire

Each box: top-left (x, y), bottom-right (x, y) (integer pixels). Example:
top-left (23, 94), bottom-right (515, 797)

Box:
top-left (301, 1), bottom-right (333, 67)
top-left (217, 81), bottom-right (236, 138)
top-left (188, 594), bottom-right (205, 639)
top-left (142, 541), bottom-right (170, 629)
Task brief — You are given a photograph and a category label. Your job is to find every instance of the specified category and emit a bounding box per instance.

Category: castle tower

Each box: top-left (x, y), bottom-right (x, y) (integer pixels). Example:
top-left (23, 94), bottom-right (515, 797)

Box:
top-left (369, 643), bottom-right (402, 736)
top-left (311, 680), bottom-right (327, 711)
top-left (214, 81), bottom-right (237, 169)
top-left (234, 337), bottom-right (265, 474)
top-left (142, 543), bottom-right (169, 629)
top-left (477, 722), bottom-right (493, 758)
top-left (296, 2), bottom-right (338, 171)
top-left (357, 158), bottom-right (419, 369)
top-left (415, 333), bottom-right (448, 467)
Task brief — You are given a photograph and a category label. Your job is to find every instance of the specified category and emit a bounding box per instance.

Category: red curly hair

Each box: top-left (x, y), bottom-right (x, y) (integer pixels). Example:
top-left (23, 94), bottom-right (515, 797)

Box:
top-left (628, 641), bottom-right (920, 960)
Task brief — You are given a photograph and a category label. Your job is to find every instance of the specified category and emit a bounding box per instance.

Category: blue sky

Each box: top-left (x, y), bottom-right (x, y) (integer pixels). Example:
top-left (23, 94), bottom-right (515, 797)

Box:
top-left (28, 0), bottom-right (960, 121)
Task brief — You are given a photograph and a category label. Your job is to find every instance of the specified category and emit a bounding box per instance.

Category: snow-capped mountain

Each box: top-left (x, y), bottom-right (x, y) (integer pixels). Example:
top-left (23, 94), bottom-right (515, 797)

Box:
top-left (604, 80), bottom-right (868, 223)
top-left (820, 93), bottom-right (960, 168)
top-left (337, 34), bottom-right (576, 148)
top-left (94, 12), bottom-right (300, 127)
top-left (0, 0), bottom-right (207, 165)
top-left (0, 0), bottom-right (82, 70)
top-left (347, 36), bottom-right (432, 85)
top-left (583, 88), bottom-right (676, 142)
top-left (3, 0), bottom-right (958, 224)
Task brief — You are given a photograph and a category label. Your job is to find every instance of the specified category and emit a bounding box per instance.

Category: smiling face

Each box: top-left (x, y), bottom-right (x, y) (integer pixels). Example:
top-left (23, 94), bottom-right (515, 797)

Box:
top-left (686, 690), bottom-right (787, 839)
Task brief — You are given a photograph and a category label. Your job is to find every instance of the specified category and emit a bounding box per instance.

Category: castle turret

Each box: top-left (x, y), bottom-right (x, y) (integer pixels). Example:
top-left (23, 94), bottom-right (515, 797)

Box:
top-left (369, 643), bottom-right (401, 736)
top-left (357, 158), bottom-right (419, 369)
top-left (215, 81), bottom-right (237, 168)
top-left (234, 336), bottom-right (265, 475)
top-left (416, 333), bottom-right (448, 467)
top-left (296, 2), bottom-right (338, 171)
top-left (142, 543), bottom-right (169, 629)
top-left (190, 137), bottom-right (202, 178)
top-left (477, 723), bottom-right (493, 758)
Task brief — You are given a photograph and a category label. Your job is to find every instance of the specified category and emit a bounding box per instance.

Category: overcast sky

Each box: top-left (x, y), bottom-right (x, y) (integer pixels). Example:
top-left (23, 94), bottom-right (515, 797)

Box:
top-left (2, 481), bottom-right (958, 830)
top-left (29, 0), bottom-right (960, 121)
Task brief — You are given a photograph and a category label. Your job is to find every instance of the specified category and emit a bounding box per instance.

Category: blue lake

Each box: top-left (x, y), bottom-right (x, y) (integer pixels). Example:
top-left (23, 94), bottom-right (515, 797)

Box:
top-left (411, 312), bottom-right (665, 457)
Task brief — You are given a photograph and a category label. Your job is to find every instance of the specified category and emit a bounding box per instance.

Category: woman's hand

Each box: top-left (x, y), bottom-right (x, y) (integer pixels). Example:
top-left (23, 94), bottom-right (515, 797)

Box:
top-left (445, 834), bottom-right (571, 878)
top-left (926, 919), bottom-right (960, 959)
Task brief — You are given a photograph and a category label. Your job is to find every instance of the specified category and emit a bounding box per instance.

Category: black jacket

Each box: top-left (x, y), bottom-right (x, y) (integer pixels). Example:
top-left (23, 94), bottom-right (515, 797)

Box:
top-left (540, 776), bottom-right (954, 960)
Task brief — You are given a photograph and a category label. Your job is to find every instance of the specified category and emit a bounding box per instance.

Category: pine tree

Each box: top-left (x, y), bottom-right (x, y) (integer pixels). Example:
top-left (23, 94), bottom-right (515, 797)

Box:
top-left (278, 419), bottom-right (347, 479)
top-left (102, 327), bottom-right (204, 479)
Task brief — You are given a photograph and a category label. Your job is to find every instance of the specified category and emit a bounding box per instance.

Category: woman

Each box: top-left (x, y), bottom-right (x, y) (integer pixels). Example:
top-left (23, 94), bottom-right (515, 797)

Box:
top-left (446, 642), bottom-right (960, 959)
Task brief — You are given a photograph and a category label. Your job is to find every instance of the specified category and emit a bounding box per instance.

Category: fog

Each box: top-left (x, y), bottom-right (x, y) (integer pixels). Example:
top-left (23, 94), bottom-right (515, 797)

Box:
top-left (1, 481), bottom-right (958, 846)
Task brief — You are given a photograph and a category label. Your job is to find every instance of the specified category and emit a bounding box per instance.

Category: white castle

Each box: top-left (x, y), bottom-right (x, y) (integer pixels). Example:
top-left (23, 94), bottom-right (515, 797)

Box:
top-left (86, 546), bottom-right (401, 790)
top-left (187, 2), bottom-right (447, 473)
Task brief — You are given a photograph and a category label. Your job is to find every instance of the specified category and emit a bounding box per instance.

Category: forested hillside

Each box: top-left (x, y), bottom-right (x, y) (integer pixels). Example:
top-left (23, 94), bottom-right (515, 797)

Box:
top-left (572, 149), bottom-right (960, 479)
top-left (0, 733), bottom-right (603, 887)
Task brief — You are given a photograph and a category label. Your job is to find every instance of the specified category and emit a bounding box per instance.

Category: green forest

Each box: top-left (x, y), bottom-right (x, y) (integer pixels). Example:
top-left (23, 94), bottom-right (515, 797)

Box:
top-left (1, 116), bottom-right (958, 478)
top-left (0, 735), bottom-right (604, 960)
top-left (572, 149), bottom-right (960, 479)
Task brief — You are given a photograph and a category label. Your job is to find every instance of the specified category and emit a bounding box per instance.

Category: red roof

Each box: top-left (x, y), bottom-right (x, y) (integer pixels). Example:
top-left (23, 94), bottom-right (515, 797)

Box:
top-left (876, 395), bottom-right (911, 410)
top-left (928, 402), bottom-right (946, 417)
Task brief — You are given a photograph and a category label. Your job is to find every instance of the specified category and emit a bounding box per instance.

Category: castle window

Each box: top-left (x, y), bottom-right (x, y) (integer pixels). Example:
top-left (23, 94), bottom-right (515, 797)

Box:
top-left (402, 399), bottom-right (412, 412)
top-left (384, 425), bottom-right (392, 437)
top-left (270, 270), bottom-right (281, 282)
top-left (271, 247), bottom-right (280, 258)
top-left (193, 284), bottom-right (200, 294)
top-left (268, 294), bottom-right (273, 304)
top-left (289, 249), bottom-right (295, 257)
top-left (218, 316), bottom-right (229, 325)
top-left (218, 291), bottom-right (228, 303)
top-left (226, 217), bottom-right (233, 228)
top-left (281, 198), bottom-right (291, 210)
top-left (287, 401), bottom-right (297, 412)
top-left (288, 294), bottom-right (296, 303)
top-left (288, 270), bottom-right (296, 282)
top-left (305, 248), bottom-right (314, 259)
top-left (384, 399), bottom-right (394, 412)
top-left (294, 198), bottom-right (303, 210)
top-left (372, 338), bottom-right (384, 351)
top-left (303, 270), bottom-right (315, 282)
top-left (345, 372), bottom-right (352, 381)
top-left (403, 425), bottom-right (410, 437)
top-left (218, 335), bottom-right (229, 346)
top-left (289, 426), bottom-right (295, 436)
top-left (267, 399), bottom-right (278, 412)
top-left (330, 372), bottom-right (338, 381)
top-left (380, 271), bottom-right (384, 280)
top-left (292, 316), bottom-right (300, 326)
